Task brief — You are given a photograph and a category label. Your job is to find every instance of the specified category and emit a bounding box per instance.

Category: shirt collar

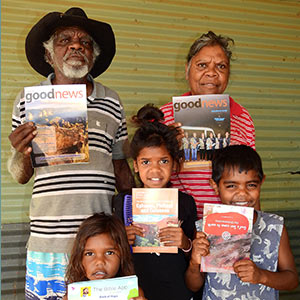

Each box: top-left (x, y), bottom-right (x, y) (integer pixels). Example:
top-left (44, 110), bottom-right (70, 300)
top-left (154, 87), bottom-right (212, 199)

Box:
top-left (44, 73), bottom-right (96, 100)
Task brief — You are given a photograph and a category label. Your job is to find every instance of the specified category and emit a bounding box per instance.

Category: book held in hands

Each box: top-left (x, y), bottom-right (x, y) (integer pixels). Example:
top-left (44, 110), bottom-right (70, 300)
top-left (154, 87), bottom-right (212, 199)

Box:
top-left (199, 203), bottom-right (254, 273)
top-left (172, 94), bottom-right (230, 169)
top-left (24, 84), bottom-right (89, 167)
top-left (132, 188), bottom-right (178, 253)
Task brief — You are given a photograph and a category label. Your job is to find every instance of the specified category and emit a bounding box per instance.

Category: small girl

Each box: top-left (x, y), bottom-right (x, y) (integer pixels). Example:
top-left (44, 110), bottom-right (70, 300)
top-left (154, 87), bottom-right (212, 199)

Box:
top-left (114, 104), bottom-right (197, 300)
top-left (63, 213), bottom-right (147, 300)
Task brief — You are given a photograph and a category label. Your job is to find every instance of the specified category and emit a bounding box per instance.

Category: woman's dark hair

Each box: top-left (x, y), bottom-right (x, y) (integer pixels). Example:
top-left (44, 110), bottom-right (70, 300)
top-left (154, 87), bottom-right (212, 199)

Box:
top-left (187, 31), bottom-right (234, 65)
top-left (65, 213), bottom-right (134, 284)
top-left (212, 145), bottom-right (264, 184)
top-left (130, 103), bottom-right (183, 179)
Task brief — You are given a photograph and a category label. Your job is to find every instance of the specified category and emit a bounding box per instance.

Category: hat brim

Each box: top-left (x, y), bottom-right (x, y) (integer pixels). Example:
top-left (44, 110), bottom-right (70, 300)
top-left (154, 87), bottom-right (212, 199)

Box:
top-left (25, 11), bottom-right (116, 78)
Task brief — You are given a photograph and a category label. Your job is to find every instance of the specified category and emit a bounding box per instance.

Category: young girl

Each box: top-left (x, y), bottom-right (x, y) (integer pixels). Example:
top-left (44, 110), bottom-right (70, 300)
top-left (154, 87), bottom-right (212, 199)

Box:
top-left (63, 213), bottom-right (147, 300)
top-left (114, 104), bottom-right (197, 300)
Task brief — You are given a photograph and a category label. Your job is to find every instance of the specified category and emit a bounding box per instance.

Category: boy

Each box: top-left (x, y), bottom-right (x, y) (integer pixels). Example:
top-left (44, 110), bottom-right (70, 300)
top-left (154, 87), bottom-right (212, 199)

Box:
top-left (185, 145), bottom-right (298, 299)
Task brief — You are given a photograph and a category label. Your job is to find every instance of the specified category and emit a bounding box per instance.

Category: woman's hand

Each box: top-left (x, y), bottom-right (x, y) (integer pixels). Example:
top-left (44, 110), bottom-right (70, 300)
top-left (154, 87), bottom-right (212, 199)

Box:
top-left (170, 122), bottom-right (184, 145)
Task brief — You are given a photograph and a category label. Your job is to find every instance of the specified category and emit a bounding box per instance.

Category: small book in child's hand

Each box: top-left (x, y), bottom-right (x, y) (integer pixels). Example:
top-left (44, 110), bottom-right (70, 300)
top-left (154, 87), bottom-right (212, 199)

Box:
top-left (67, 275), bottom-right (138, 299)
top-left (199, 203), bottom-right (254, 273)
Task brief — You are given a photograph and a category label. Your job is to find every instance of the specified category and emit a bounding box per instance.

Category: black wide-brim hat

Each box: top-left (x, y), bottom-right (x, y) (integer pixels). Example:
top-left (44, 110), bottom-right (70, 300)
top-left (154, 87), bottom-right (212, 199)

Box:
top-left (25, 7), bottom-right (116, 78)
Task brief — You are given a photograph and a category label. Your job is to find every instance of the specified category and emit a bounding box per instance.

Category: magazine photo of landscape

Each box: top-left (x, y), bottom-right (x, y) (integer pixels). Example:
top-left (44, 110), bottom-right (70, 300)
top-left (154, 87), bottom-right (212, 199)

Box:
top-left (25, 84), bottom-right (89, 167)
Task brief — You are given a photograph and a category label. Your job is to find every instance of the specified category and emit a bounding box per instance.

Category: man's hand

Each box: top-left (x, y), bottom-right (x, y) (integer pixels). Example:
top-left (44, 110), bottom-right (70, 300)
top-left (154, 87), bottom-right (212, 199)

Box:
top-left (9, 122), bottom-right (37, 155)
top-left (8, 122), bottom-right (36, 183)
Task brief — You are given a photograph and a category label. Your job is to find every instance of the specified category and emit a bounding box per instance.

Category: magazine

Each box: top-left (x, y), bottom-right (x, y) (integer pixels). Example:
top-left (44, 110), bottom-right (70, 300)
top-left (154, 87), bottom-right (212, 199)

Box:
top-left (173, 94), bottom-right (230, 170)
top-left (132, 188), bottom-right (178, 253)
top-left (24, 84), bottom-right (89, 167)
top-left (67, 275), bottom-right (139, 300)
top-left (200, 203), bottom-right (254, 273)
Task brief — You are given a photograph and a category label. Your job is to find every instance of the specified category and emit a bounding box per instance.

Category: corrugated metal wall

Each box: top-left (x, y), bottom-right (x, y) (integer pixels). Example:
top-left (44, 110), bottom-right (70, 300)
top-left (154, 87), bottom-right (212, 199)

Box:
top-left (1, 0), bottom-right (300, 298)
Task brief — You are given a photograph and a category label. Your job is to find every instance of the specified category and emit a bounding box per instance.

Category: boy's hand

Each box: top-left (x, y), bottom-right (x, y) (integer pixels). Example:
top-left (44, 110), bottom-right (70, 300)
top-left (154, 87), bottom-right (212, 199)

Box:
top-left (125, 224), bottom-right (144, 245)
top-left (233, 259), bottom-right (264, 284)
top-left (190, 232), bottom-right (210, 265)
top-left (158, 226), bottom-right (188, 249)
top-left (129, 297), bottom-right (147, 300)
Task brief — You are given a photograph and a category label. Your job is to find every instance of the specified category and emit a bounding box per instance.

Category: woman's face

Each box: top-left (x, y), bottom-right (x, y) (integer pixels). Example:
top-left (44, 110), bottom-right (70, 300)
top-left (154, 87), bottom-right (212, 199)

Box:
top-left (186, 44), bottom-right (229, 95)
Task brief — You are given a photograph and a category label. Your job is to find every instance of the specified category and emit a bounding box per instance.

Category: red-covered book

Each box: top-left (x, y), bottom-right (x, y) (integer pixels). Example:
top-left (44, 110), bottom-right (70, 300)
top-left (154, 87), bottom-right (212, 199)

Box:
top-left (199, 203), bottom-right (254, 273)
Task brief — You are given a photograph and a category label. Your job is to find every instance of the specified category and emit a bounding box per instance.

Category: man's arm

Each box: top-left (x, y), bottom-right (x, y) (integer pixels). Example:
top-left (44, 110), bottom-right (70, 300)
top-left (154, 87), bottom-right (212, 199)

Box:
top-left (112, 159), bottom-right (135, 192)
top-left (8, 122), bottom-right (36, 184)
top-left (234, 225), bottom-right (299, 290)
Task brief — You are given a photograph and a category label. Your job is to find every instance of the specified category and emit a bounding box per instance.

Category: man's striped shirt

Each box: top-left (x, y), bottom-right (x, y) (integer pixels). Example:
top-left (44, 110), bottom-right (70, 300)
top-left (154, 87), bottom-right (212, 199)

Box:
top-left (11, 74), bottom-right (128, 253)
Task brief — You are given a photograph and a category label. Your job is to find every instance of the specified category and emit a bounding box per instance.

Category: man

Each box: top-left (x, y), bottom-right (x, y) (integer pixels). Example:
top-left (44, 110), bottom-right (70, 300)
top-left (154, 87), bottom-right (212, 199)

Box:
top-left (182, 132), bottom-right (190, 161)
top-left (8, 8), bottom-right (134, 300)
top-left (190, 132), bottom-right (198, 161)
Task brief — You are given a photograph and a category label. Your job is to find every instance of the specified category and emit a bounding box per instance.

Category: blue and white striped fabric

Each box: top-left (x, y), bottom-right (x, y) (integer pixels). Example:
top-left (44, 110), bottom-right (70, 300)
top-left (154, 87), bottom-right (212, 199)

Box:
top-left (25, 251), bottom-right (68, 300)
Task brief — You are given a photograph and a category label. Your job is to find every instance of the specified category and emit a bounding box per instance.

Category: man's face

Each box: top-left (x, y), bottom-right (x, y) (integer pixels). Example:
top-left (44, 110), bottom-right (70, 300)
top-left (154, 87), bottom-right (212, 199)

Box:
top-left (186, 45), bottom-right (229, 95)
top-left (48, 26), bottom-right (96, 79)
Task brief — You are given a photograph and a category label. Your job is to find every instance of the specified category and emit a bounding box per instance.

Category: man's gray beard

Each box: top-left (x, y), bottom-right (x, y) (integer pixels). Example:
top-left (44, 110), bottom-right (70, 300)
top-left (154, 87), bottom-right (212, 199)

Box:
top-left (61, 61), bottom-right (89, 79)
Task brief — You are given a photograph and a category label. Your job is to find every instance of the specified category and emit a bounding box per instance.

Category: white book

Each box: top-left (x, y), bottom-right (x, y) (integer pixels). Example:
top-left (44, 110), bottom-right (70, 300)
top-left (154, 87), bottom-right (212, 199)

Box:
top-left (68, 275), bottom-right (139, 300)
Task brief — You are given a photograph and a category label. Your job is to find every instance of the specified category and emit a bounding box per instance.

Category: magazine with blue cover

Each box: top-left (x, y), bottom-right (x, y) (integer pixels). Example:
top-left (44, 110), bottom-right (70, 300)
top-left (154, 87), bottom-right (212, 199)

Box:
top-left (173, 94), bottom-right (230, 170)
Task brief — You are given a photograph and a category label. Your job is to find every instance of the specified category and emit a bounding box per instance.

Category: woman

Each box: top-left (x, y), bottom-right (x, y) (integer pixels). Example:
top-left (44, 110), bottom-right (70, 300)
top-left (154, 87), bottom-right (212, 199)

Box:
top-left (160, 31), bottom-right (256, 219)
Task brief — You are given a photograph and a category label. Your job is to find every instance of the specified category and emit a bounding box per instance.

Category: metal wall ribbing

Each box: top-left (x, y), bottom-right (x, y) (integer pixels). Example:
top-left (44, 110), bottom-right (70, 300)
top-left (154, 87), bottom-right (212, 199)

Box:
top-left (1, 0), bottom-right (300, 298)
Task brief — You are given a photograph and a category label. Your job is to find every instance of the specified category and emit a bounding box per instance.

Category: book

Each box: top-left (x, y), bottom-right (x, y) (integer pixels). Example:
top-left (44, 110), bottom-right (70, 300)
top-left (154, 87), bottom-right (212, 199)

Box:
top-left (199, 203), bottom-right (254, 273)
top-left (24, 84), bottom-right (89, 167)
top-left (172, 94), bottom-right (230, 169)
top-left (67, 275), bottom-right (139, 300)
top-left (132, 188), bottom-right (178, 253)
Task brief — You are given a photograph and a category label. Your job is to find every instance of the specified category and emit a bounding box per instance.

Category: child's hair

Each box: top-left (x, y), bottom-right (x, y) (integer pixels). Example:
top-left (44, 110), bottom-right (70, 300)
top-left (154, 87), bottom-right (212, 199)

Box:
top-left (130, 103), bottom-right (183, 174)
top-left (65, 213), bottom-right (135, 284)
top-left (212, 145), bottom-right (264, 184)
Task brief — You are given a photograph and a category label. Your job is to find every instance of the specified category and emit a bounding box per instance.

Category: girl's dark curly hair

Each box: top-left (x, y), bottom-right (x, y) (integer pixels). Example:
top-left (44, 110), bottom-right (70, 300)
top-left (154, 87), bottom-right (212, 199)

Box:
top-left (130, 104), bottom-right (183, 179)
top-left (65, 213), bottom-right (135, 284)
